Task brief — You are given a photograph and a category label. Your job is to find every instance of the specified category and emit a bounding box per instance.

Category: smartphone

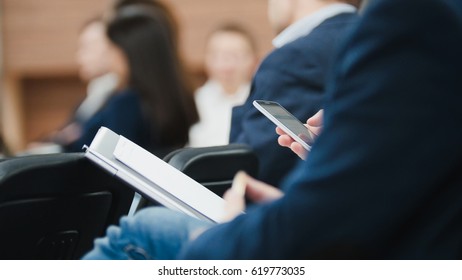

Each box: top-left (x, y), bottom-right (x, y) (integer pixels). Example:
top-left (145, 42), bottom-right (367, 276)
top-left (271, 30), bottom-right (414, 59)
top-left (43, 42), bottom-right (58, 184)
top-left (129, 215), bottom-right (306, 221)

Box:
top-left (253, 100), bottom-right (315, 151)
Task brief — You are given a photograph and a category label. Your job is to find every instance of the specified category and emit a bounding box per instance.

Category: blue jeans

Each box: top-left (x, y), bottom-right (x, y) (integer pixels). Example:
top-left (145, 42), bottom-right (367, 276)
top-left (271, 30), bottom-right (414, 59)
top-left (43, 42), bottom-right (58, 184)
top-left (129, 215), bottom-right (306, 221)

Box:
top-left (82, 207), bottom-right (213, 260)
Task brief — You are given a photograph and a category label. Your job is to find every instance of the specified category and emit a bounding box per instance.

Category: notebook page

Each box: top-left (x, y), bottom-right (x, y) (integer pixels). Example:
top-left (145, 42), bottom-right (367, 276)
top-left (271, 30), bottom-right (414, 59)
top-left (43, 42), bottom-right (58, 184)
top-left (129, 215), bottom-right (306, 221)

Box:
top-left (113, 136), bottom-right (226, 223)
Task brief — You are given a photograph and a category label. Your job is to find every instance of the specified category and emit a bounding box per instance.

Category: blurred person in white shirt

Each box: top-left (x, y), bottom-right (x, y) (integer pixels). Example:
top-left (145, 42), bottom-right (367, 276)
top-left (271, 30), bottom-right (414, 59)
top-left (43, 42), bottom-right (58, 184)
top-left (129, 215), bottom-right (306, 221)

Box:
top-left (188, 24), bottom-right (258, 147)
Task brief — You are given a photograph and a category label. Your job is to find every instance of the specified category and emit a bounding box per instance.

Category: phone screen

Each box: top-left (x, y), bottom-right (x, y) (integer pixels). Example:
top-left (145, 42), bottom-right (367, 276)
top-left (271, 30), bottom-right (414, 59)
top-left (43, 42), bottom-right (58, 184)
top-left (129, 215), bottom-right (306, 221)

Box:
top-left (254, 100), bottom-right (315, 148)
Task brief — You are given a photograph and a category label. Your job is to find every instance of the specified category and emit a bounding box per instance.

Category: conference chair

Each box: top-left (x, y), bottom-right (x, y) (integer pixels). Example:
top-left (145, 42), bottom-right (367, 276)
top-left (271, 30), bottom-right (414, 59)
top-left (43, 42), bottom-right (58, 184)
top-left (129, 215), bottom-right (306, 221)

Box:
top-left (0, 153), bottom-right (134, 260)
top-left (136, 143), bottom-right (259, 210)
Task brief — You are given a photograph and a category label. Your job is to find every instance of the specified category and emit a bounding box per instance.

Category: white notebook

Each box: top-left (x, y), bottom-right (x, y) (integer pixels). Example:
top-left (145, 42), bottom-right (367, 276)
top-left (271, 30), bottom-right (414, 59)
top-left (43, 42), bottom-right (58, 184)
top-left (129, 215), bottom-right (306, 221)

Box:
top-left (84, 127), bottom-right (226, 223)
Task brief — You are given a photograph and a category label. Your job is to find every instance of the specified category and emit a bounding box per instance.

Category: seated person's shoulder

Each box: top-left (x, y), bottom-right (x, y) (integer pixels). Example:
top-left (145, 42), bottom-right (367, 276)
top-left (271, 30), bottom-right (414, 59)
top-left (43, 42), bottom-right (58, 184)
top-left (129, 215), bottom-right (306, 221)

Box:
top-left (106, 89), bottom-right (140, 109)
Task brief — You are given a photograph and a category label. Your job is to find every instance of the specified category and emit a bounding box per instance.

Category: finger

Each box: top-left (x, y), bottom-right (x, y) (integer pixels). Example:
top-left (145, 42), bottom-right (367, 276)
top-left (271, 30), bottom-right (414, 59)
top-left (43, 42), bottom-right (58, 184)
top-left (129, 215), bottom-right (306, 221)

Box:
top-left (275, 126), bottom-right (286, 136)
top-left (278, 134), bottom-right (295, 148)
top-left (221, 188), bottom-right (246, 222)
top-left (290, 142), bottom-right (307, 160)
top-left (307, 125), bottom-right (322, 137)
top-left (244, 175), bottom-right (283, 203)
top-left (231, 171), bottom-right (247, 196)
top-left (223, 188), bottom-right (244, 204)
top-left (307, 109), bottom-right (323, 126)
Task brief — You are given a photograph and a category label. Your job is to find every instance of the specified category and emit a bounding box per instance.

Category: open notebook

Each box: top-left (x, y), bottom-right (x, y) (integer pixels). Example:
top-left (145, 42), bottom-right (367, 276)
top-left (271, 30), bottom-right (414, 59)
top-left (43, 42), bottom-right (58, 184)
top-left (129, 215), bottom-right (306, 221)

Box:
top-left (84, 127), bottom-right (226, 223)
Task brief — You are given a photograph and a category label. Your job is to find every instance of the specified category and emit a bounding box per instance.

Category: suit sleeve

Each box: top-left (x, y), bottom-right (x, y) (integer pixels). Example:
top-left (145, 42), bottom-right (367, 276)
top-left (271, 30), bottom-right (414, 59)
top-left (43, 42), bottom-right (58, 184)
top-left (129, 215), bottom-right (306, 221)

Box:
top-left (64, 93), bottom-right (145, 152)
top-left (230, 41), bottom-right (327, 186)
top-left (180, 0), bottom-right (462, 259)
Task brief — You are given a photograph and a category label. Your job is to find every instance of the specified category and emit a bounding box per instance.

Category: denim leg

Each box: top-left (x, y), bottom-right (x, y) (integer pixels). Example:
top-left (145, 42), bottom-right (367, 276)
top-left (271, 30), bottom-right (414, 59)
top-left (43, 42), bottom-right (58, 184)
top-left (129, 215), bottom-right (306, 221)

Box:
top-left (82, 207), bottom-right (213, 260)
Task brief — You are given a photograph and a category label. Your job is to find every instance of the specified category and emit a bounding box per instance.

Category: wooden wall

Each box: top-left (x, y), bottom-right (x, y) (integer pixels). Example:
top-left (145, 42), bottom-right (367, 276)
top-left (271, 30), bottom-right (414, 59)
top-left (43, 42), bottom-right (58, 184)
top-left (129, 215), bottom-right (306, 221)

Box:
top-left (1, 0), bottom-right (111, 152)
top-left (1, 0), bottom-right (273, 153)
top-left (168, 0), bottom-right (273, 65)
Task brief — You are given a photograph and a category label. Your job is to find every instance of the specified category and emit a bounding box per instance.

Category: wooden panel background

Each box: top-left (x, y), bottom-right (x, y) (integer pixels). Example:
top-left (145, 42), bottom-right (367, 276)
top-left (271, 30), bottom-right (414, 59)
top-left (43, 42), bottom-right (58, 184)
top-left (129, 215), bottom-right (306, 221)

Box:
top-left (2, 0), bottom-right (110, 72)
top-left (168, 0), bottom-right (273, 65)
top-left (1, 0), bottom-right (274, 152)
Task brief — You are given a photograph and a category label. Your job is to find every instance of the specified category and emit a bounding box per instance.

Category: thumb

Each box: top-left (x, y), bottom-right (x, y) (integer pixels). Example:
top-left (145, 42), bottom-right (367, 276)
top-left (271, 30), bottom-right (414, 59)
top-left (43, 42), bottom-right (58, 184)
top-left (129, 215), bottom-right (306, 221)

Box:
top-left (307, 109), bottom-right (323, 126)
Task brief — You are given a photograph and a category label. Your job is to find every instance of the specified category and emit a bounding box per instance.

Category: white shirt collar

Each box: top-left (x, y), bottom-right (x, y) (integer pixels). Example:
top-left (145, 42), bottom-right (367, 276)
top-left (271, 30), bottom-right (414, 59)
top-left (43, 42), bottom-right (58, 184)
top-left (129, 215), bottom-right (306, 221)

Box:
top-left (272, 3), bottom-right (356, 48)
top-left (201, 80), bottom-right (251, 101)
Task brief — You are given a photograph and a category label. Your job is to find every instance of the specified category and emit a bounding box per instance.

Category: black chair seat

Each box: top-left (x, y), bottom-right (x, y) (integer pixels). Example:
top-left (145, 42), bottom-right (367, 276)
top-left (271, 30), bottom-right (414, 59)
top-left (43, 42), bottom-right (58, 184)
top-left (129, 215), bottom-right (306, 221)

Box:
top-left (0, 153), bottom-right (134, 260)
top-left (136, 144), bottom-right (259, 211)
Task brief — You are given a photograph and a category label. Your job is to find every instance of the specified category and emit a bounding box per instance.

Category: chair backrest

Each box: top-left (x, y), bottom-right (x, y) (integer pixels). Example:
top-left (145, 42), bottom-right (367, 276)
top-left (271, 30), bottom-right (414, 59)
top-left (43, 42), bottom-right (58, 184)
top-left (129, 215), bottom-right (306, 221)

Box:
top-left (0, 153), bottom-right (134, 260)
top-left (163, 144), bottom-right (259, 197)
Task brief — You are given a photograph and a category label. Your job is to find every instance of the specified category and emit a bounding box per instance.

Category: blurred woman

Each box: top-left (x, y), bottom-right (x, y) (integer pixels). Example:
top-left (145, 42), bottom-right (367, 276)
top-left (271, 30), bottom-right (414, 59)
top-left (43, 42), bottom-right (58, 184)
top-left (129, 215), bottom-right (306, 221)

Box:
top-left (64, 4), bottom-right (198, 156)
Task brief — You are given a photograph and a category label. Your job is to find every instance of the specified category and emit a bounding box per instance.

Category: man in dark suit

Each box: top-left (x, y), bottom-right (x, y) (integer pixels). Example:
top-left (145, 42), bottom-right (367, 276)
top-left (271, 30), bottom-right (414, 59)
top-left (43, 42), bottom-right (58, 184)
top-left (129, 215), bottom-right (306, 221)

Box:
top-left (181, 0), bottom-right (462, 259)
top-left (83, 0), bottom-right (462, 259)
top-left (230, 0), bottom-right (360, 186)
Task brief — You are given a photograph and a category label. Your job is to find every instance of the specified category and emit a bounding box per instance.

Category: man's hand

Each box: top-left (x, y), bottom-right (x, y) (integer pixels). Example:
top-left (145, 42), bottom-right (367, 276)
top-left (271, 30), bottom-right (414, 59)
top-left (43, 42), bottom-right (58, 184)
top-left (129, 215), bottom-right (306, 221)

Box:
top-left (220, 171), bottom-right (283, 222)
top-left (276, 109), bottom-right (323, 160)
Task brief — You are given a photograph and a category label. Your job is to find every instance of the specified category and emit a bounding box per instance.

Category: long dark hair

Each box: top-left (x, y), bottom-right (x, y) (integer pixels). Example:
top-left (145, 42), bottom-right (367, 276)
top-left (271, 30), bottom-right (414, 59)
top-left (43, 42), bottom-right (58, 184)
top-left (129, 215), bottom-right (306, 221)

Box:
top-left (106, 4), bottom-right (198, 148)
top-left (110, 0), bottom-right (180, 46)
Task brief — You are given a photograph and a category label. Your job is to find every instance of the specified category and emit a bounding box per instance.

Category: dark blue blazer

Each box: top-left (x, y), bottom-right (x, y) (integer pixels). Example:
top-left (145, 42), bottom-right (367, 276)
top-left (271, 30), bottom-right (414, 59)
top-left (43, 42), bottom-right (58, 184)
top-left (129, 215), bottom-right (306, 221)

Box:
top-left (64, 88), bottom-right (154, 153)
top-left (230, 13), bottom-right (359, 186)
top-left (182, 0), bottom-right (462, 259)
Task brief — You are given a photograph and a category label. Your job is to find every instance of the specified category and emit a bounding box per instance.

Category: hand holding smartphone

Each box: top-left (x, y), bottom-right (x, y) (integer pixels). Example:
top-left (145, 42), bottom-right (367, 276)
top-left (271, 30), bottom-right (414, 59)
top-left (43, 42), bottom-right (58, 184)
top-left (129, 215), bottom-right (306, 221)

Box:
top-left (253, 100), bottom-right (315, 151)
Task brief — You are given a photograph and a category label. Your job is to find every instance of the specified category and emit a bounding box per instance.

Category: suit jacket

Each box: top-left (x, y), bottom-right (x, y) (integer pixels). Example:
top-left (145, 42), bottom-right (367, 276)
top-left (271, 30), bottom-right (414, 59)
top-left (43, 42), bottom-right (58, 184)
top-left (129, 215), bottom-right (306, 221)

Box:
top-left (230, 13), bottom-right (359, 186)
top-left (64, 88), bottom-right (155, 154)
top-left (182, 0), bottom-right (462, 259)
